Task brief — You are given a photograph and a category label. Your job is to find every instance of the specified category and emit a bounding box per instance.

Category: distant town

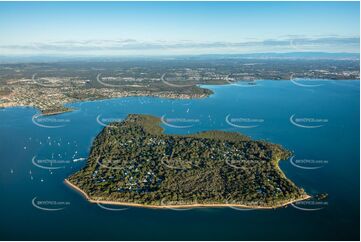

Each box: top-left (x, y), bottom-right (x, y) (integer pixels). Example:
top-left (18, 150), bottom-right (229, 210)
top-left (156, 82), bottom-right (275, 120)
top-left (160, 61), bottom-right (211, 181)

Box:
top-left (0, 56), bottom-right (359, 114)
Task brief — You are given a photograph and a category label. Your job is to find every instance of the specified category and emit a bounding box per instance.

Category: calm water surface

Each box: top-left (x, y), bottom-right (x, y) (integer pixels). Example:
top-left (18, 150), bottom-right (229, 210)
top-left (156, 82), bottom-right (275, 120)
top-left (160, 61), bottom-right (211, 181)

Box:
top-left (0, 80), bottom-right (359, 240)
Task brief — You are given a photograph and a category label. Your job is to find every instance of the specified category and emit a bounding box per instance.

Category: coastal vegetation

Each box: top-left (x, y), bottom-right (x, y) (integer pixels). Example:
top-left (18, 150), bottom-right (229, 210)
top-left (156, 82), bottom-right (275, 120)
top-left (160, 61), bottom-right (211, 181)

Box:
top-left (67, 114), bottom-right (308, 208)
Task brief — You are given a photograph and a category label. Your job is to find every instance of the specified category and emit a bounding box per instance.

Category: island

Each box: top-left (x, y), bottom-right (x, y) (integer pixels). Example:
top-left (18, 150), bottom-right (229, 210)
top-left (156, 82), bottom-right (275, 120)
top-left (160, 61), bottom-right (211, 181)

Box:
top-left (65, 114), bottom-right (309, 209)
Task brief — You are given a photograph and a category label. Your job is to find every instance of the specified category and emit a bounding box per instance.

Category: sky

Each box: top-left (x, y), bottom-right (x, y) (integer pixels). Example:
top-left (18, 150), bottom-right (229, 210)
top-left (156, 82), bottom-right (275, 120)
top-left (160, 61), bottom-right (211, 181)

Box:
top-left (0, 1), bottom-right (359, 56)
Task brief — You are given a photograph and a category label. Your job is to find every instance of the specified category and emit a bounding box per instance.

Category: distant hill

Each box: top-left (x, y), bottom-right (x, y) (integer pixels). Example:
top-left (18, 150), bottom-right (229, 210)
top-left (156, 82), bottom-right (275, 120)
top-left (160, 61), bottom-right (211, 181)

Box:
top-left (188, 52), bottom-right (360, 60)
top-left (0, 52), bottom-right (359, 64)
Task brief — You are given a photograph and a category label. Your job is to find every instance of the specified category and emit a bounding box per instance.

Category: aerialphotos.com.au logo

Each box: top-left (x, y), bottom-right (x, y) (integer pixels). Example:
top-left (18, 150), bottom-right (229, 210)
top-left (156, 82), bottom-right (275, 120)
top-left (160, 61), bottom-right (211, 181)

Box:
top-left (96, 114), bottom-right (124, 128)
top-left (161, 73), bottom-right (195, 88)
top-left (289, 114), bottom-right (328, 129)
top-left (225, 114), bottom-right (264, 129)
top-left (290, 156), bottom-right (328, 170)
top-left (32, 197), bottom-right (70, 211)
top-left (224, 199), bottom-right (261, 211)
top-left (32, 113), bottom-right (70, 128)
top-left (224, 75), bottom-right (258, 87)
top-left (32, 73), bottom-right (61, 88)
top-left (32, 156), bottom-right (71, 170)
top-left (161, 114), bottom-right (200, 129)
top-left (160, 198), bottom-right (198, 211)
top-left (291, 199), bottom-right (328, 211)
top-left (225, 159), bottom-right (266, 170)
top-left (161, 156), bottom-right (198, 170)
top-left (95, 156), bottom-right (125, 170)
top-left (289, 73), bottom-right (325, 88)
top-left (96, 202), bottom-right (129, 211)
top-left (96, 73), bottom-right (128, 88)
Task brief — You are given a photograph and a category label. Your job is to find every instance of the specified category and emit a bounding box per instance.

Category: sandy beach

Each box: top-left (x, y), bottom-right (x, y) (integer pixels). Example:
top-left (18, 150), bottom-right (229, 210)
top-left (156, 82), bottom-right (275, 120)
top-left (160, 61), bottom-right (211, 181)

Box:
top-left (64, 179), bottom-right (311, 210)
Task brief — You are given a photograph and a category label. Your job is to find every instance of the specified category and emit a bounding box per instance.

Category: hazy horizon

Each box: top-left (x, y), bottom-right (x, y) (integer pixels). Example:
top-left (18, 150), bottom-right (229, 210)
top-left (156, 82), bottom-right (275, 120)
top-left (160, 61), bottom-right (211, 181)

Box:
top-left (0, 2), bottom-right (359, 56)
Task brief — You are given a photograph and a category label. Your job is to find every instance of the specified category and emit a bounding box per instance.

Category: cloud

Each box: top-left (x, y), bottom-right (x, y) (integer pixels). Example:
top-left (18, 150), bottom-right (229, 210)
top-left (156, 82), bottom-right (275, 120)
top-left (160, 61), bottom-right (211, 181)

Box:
top-left (0, 36), bottom-right (359, 55)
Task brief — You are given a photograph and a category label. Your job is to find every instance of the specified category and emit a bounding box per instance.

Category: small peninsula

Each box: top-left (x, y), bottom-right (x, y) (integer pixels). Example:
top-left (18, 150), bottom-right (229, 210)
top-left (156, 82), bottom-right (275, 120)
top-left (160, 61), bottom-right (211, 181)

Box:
top-left (66, 114), bottom-right (309, 209)
top-left (1, 59), bottom-right (358, 115)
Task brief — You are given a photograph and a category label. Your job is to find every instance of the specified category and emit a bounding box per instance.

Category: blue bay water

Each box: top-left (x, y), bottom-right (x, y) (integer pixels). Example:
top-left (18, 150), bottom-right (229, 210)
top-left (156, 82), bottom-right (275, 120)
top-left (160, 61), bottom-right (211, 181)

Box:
top-left (0, 80), bottom-right (359, 240)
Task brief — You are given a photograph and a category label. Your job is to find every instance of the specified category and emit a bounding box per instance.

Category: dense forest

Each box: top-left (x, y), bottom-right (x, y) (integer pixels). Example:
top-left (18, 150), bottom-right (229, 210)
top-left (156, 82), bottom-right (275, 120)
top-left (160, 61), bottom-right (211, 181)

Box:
top-left (68, 114), bottom-right (307, 207)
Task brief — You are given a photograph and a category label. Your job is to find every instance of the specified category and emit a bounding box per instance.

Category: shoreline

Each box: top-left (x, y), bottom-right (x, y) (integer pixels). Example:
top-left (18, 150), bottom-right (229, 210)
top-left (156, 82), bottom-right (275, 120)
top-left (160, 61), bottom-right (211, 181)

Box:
top-left (0, 91), bottom-right (210, 116)
top-left (1, 78), bottom-right (358, 116)
top-left (40, 108), bottom-right (74, 116)
top-left (64, 179), bottom-right (311, 210)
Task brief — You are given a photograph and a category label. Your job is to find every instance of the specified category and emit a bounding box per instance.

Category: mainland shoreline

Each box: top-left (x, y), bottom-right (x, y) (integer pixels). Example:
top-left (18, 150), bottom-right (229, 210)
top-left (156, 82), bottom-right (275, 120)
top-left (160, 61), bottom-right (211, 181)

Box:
top-left (0, 90), bottom-right (210, 116)
top-left (64, 179), bottom-right (311, 210)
